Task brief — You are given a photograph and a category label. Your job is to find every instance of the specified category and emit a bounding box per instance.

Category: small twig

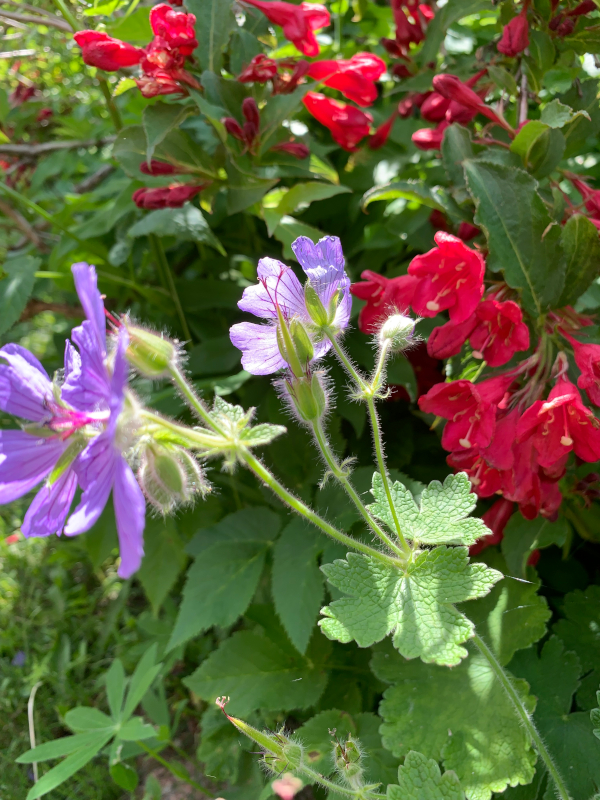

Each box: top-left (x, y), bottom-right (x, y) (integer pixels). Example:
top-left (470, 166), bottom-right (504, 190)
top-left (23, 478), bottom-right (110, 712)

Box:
top-left (0, 9), bottom-right (71, 30)
top-left (0, 198), bottom-right (46, 250)
top-left (27, 682), bottom-right (42, 784)
top-left (0, 137), bottom-right (115, 156)
top-left (74, 163), bottom-right (115, 194)
top-left (0, 0), bottom-right (64, 19)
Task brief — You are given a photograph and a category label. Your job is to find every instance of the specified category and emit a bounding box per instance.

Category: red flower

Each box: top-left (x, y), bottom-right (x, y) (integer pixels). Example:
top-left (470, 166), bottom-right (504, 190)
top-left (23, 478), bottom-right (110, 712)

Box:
top-left (420, 92), bottom-right (450, 122)
top-left (270, 141), bottom-right (310, 158)
top-left (408, 232), bottom-right (485, 322)
top-left (302, 92), bottom-right (372, 151)
top-left (517, 378), bottom-right (600, 467)
top-left (133, 184), bottom-right (206, 209)
top-left (432, 74), bottom-right (512, 132)
top-left (140, 160), bottom-right (179, 176)
top-left (351, 271), bottom-right (418, 333)
top-left (368, 112), bottom-right (398, 150)
top-left (391, 0), bottom-right (429, 46)
top-left (307, 53), bottom-right (386, 107)
top-left (497, 9), bottom-right (529, 57)
top-left (427, 316), bottom-right (476, 360)
top-left (238, 54), bottom-right (278, 83)
top-left (222, 98), bottom-right (261, 152)
top-left (567, 174), bottom-right (600, 218)
top-left (73, 31), bottom-right (144, 71)
top-left (457, 221), bottom-right (479, 241)
top-left (136, 70), bottom-right (184, 97)
top-left (419, 375), bottom-right (512, 452)
top-left (244, 0), bottom-right (330, 57)
top-left (412, 121), bottom-right (448, 151)
top-left (149, 4), bottom-right (197, 56)
top-left (469, 298), bottom-right (530, 367)
top-left (448, 449), bottom-right (504, 498)
top-left (271, 59), bottom-right (310, 94)
top-left (560, 330), bottom-right (600, 406)
top-left (469, 497), bottom-right (514, 555)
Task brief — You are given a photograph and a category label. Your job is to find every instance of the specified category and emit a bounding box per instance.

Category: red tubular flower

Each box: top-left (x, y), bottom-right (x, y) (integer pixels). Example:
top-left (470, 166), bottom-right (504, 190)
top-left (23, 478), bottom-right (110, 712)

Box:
top-left (149, 4), bottom-right (197, 55)
top-left (457, 221), bottom-right (479, 241)
top-left (420, 92), bottom-right (450, 122)
top-left (560, 330), bottom-right (600, 406)
top-left (567, 174), bottom-right (600, 218)
top-left (412, 121), bottom-right (448, 150)
top-left (307, 53), bottom-right (386, 107)
top-left (133, 184), bottom-right (206, 209)
top-left (238, 54), bottom-right (278, 83)
top-left (391, 0), bottom-right (426, 46)
top-left (302, 92), bottom-right (372, 151)
top-left (135, 68), bottom-right (198, 97)
top-left (368, 112), bottom-right (398, 150)
top-left (517, 378), bottom-right (600, 467)
top-left (469, 497), bottom-right (514, 554)
top-left (497, 9), bottom-right (529, 57)
top-left (140, 160), bottom-right (179, 176)
top-left (408, 232), bottom-right (485, 322)
top-left (351, 271), bottom-right (418, 333)
top-left (272, 59), bottom-right (310, 94)
top-left (243, 0), bottom-right (330, 57)
top-left (73, 31), bottom-right (144, 71)
top-left (427, 316), bottom-right (477, 360)
top-left (448, 449), bottom-right (504, 498)
top-left (469, 298), bottom-right (530, 367)
top-left (432, 73), bottom-right (512, 132)
top-left (270, 141), bottom-right (310, 158)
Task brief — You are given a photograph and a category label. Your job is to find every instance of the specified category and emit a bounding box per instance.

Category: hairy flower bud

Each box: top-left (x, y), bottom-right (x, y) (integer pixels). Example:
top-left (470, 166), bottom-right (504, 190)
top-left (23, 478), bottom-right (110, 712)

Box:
top-left (139, 443), bottom-right (209, 513)
top-left (288, 373), bottom-right (327, 421)
top-left (378, 313), bottom-right (415, 351)
top-left (125, 324), bottom-right (178, 377)
top-left (333, 735), bottom-right (364, 790)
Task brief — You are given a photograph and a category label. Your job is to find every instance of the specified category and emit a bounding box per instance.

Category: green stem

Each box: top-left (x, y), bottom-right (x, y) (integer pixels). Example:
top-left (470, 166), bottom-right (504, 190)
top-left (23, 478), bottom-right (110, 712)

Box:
top-left (311, 418), bottom-right (404, 557)
top-left (149, 235), bottom-right (192, 342)
top-left (326, 334), bottom-right (368, 392)
top-left (472, 634), bottom-right (571, 800)
top-left (300, 765), bottom-right (385, 799)
top-left (167, 364), bottom-right (226, 436)
top-left (135, 741), bottom-right (215, 797)
top-left (240, 450), bottom-right (399, 567)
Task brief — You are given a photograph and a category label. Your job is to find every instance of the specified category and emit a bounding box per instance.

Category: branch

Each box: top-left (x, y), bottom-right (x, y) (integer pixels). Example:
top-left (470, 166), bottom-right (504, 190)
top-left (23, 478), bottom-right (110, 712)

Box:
top-left (74, 163), bottom-right (115, 194)
top-left (0, 198), bottom-right (46, 250)
top-left (0, 0), bottom-right (65, 19)
top-left (0, 9), bottom-right (71, 30)
top-left (0, 136), bottom-right (115, 156)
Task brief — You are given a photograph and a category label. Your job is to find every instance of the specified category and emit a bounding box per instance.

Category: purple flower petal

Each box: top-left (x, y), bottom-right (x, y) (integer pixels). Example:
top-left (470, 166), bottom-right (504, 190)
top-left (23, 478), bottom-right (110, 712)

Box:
top-left (229, 322), bottom-right (287, 375)
top-left (0, 345), bottom-right (52, 422)
top-left (63, 340), bottom-right (81, 382)
top-left (64, 432), bottom-right (116, 536)
top-left (62, 321), bottom-right (111, 412)
top-left (22, 469), bottom-right (78, 538)
top-left (238, 258), bottom-right (305, 320)
top-left (71, 263), bottom-right (106, 352)
top-left (113, 457), bottom-right (145, 578)
top-left (291, 235), bottom-right (346, 305)
top-left (0, 431), bottom-right (65, 502)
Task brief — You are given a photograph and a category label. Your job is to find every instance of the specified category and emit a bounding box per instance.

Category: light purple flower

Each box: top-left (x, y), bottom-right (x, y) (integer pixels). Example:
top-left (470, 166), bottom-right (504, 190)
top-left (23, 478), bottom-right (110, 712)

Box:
top-left (229, 235), bottom-right (351, 376)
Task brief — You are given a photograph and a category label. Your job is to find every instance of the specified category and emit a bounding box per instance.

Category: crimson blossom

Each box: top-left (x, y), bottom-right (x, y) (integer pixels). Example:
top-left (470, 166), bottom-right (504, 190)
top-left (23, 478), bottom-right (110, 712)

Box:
top-left (303, 93), bottom-right (373, 151)
top-left (73, 31), bottom-right (143, 71)
top-left (243, 0), bottom-right (330, 57)
top-left (497, 7), bottom-right (529, 56)
top-left (307, 53), bottom-right (386, 107)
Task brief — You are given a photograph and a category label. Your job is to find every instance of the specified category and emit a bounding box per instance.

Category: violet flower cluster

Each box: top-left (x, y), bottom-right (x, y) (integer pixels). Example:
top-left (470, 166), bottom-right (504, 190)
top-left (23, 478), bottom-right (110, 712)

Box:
top-left (0, 263), bottom-right (145, 578)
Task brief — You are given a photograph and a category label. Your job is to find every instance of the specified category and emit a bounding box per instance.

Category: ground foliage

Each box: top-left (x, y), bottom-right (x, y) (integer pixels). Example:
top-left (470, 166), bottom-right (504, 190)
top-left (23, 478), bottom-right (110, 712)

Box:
top-left (1, 1), bottom-right (600, 800)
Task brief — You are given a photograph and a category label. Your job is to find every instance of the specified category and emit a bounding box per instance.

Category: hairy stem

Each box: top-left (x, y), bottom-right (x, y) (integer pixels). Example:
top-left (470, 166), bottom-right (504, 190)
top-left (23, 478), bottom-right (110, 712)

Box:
top-left (300, 765), bottom-right (385, 799)
top-left (472, 634), bottom-right (571, 800)
top-left (149, 235), bottom-right (191, 342)
top-left (311, 418), bottom-right (405, 557)
top-left (167, 364), bottom-right (226, 436)
top-left (240, 450), bottom-right (399, 567)
top-left (135, 741), bottom-right (215, 797)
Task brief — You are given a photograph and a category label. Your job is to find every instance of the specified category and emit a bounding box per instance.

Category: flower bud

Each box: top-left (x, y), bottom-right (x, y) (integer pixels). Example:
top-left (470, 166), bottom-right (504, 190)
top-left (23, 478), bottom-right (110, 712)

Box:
top-left (289, 373), bottom-right (327, 421)
top-left (290, 319), bottom-right (314, 364)
top-left (138, 443), bottom-right (209, 513)
top-left (378, 313), bottom-right (415, 351)
top-left (276, 306), bottom-right (307, 378)
top-left (125, 324), bottom-right (177, 377)
top-left (304, 282), bottom-right (329, 327)
top-left (333, 736), bottom-right (364, 790)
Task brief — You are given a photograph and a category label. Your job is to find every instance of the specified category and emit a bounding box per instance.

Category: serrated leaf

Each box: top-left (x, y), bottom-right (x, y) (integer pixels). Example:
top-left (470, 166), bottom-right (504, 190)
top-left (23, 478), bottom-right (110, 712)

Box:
top-left (553, 586), bottom-right (600, 711)
top-left (183, 630), bottom-right (329, 716)
top-left (362, 180), bottom-right (446, 212)
top-left (127, 206), bottom-right (225, 255)
top-left (169, 508), bottom-right (281, 650)
top-left (320, 549), bottom-right (501, 666)
top-left (540, 99), bottom-right (590, 129)
top-left (501, 512), bottom-right (569, 577)
top-left (464, 160), bottom-right (566, 316)
top-left (560, 81), bottom-right (600, 157)
top-left (557, 214), bottom-right (600, 306)
top-left (510, 636), bottom-right (600, 800)
top-left (272, 519), bottom-right (325, 654)
top-left (240, 423), bottom-right (287, 447)
top-left (368, 472), bottom-right (487, 547)
top-left (24, 734), bottom-right (113, 800)
top-left (372, 643), bottom-right (536, 800)
top-left (137, 518), bottom-right (187, 616)
top-left (388, 751), bottom-right (465, 800)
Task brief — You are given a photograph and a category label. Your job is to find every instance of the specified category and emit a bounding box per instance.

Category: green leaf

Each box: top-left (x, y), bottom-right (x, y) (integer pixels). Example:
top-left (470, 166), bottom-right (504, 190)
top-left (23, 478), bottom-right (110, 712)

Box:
top-left (372, 643), bottom-right (537, 800)
top-left (142, 103), bottom-right (192, 163)
top-left (540, 99), bottom-right (590, 129)
top-left (388, 751), bottom-right (465, 800)
top-left (123, 644), bottom-right (162, 719)
top-left (368, 472), bottom-right (488, 547)
top-left (464, 160), bottom-right (566, 316)
top-left (137, 518), bottom-right (187, 615)
top-left (553, 586), bottom-right (600, 711)
top-left (320, 548), bottom-right (501, 666)
top-left (0, 255), bottom-right (40, 336)
top-left (188, 335), bottom-right (241, 376)
top-left (240, 422), bottom-right (287, 447)
top-left (275, 182), bottom-right (351, 216)
top-left (25, 734), bottom-right (113, 800)
top-left (117, 717), bottom-right (156, 741)
top-left (105, 660), bottom-right (125, 721)
top-left (487, 65), bottom-right (519, 96)
top-left (557, 214), bottom-right (600, 306)
top-left (510, 636), bottom-right (600, 800)
top-left (560, 81), bottom-right (600, 158)
top-left (106, 7), bottom-right (151, 43)
top-left (442, 125), bottom-right (474, 190)
top-left (501, 512), bottom-right (569, 577)
top-left (64, 707), bottom-right (114, 732)
top-left (362, 180), bottom-right (446, 212)
top-left (110, 762), bottom-right (139, 791)
top-left (592, 691), bottom-right (600, 740)
top-left (272, 519), bottom-right (325, 655)
top-left (127, 206), bottom-right (226, 254)
top-left (187, 0), bottom-right (234, 73)
top-left (528, 30), bottom-right (555, 71)
top-left (112, 124), bottom-right (147, 177)
top-left (183, 630), bottom-right (329, 716)
top-left (461, 551), bottom-right (550, 666)
top-left (168, 508), bottom-right (281, 650)
top-left (17, 731), bottom-right (113, 763)
top-left (509, 120), bottom-right (565, 178)
top-left (258, 86), bottom-right (312, 151)
top-left (418, 0), bottom-right (493, 66)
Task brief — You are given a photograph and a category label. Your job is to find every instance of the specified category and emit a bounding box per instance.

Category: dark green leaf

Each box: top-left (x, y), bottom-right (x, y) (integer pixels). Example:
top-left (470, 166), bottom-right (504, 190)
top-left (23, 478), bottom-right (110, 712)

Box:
top-left (501, 512), bottom-right (569, 577)
top-left (0, 255), bottom-right (40, 336)
top-left (388, 751), bottom-right (465, 800)
top-left (540, 99), bottom-right (590, 129)
top-left (25, 735), bottom-right (113, 800)
top-left (187, 0), bottom-right (234, 73)
top-left (137, 518), bottom-right (187, 615)
top-left (188, 335), bottom-right (241, 376)
top-left (127, 206), bottom-right (225, 254)
top-left (362, 180), bottom-right (446, 212)
top-left (553, 586), bottom-right (600, 710)
top-left (560, 81), bottom-right (600, 157)
top-left (557, 214), bottom-right (600, 306)
top-left (110, 762), bottom-right (139, 791)
top-left (105, 660), bottom-right (125, 721)
top-left (275, 182), bottom-right (351, 216)
top-left (143, 103), bottom-right (193, 164)
top-left (418, 0), bottom-right (493, 65)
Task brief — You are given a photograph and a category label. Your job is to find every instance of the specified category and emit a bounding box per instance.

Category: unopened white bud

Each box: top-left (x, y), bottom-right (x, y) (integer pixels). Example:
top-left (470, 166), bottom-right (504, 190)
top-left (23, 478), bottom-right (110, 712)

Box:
top-left (378, 314), bottom-right (415, 351)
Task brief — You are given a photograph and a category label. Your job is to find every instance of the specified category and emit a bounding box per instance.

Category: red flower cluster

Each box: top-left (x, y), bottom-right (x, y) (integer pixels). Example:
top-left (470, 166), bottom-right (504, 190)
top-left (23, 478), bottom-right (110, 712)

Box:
top-left (238, 56), bottom-right (310, 95)
top-left (549, 0), bottom-right (595, 37)
top-left (132, 183), bottom-right (207, 209)
top-left (566, 173), bottom-right (600, 231)
top-left (382, 1), bottom-right (434, 59)
top-left (243, 0), bottom-right (330, 57)
top-left (497, 6), bottom-right (529, 57)
top-left (303, 92), bottom-right (373, 151)
top-left (222, 98), bottom-right (261, 154)
top-left (73, 4), bottom-right (200, 98)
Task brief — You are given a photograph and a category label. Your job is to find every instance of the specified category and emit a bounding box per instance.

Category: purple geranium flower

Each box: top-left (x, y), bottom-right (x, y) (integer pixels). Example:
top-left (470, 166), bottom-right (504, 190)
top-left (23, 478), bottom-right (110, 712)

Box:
top-left (229, 235), bottom-right (351, 375)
